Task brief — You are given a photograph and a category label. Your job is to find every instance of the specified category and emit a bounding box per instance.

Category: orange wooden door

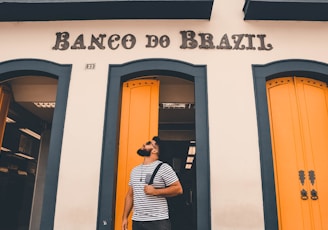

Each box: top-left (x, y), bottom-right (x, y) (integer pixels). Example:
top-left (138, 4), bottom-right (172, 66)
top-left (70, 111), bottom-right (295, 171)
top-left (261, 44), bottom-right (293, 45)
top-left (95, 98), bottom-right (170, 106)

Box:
top-left (0, 85), bottom-right (11, 148)
top-left (114, 79), bottom-right (159, 230)
top-left (266, 77), bottom-right (328, 230)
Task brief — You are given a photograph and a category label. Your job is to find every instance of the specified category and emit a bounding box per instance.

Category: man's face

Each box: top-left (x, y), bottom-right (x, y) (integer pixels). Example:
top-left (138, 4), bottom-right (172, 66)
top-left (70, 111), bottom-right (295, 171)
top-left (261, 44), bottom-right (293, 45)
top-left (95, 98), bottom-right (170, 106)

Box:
top-left (137, 140), bottom-right (156, 157)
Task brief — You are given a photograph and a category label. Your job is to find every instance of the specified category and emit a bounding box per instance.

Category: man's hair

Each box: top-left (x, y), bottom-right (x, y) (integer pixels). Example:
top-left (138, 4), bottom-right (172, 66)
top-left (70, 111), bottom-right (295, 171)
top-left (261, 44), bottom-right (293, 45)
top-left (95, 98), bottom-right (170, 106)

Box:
top-left (152, 136), bottom-right (161, 153)
top-left (152, 136), bottom-right (161, 146)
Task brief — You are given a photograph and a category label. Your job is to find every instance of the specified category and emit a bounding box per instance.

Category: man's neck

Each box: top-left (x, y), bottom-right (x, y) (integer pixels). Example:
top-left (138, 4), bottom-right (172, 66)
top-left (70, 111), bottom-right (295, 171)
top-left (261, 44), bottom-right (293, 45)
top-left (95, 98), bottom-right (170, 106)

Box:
top-left (143, 156), bottom-right (158, 165)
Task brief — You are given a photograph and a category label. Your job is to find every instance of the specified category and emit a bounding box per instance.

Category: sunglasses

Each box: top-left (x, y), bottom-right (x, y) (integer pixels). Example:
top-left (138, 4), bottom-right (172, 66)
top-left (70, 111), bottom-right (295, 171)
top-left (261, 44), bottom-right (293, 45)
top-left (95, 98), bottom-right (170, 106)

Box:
top-left (145, 141), bottom-right (153, 145)
top-left (145, 141), bottom-right (157, 148)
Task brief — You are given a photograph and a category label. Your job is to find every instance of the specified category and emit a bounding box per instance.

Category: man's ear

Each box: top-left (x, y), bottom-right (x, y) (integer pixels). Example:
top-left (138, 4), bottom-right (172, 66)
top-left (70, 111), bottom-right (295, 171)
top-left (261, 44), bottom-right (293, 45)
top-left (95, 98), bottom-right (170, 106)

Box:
top-left (152, 148), bottom-right (158, 154)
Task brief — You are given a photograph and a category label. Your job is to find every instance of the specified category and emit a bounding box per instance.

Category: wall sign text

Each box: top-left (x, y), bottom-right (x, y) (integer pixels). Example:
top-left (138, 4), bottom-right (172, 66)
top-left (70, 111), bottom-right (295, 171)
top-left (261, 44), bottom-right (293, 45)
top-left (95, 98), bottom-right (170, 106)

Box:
top-left (52, 30), bottom-right (273, 51)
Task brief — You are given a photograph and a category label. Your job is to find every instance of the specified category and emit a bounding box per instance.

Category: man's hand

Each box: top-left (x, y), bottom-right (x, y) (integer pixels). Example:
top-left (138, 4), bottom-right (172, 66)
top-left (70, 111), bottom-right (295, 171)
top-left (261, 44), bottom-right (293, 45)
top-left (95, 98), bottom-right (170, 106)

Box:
top-left (122, 218), bottom-right (128, 230)
top-left (122, 186), bottom-right (133, 230)
top-left (144, 185), bottom-right (157, 195)
top-left (144, 181), bottom-right (183, 197)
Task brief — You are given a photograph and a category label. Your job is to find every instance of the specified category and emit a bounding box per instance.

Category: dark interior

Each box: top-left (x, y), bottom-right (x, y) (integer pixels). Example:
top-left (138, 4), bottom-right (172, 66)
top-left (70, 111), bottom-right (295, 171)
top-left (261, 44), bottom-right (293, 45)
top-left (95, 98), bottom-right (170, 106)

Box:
top-left (160, 141), bottom-right (197, 230)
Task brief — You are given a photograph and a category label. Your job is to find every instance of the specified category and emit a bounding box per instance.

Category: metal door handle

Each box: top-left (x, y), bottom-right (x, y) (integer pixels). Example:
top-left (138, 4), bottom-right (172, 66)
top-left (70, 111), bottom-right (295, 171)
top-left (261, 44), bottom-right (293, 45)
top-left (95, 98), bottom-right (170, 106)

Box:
top-left (311, 189), bottom-right (318, 200)
top-left (301, 189), bottom-right (308, 200)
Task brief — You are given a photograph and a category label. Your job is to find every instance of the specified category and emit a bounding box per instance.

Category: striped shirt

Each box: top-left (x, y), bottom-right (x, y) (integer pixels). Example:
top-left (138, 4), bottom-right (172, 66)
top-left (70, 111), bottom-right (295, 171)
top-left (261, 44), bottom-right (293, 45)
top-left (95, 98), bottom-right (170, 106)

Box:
top-left (129, 160), bottom-right (179, 221)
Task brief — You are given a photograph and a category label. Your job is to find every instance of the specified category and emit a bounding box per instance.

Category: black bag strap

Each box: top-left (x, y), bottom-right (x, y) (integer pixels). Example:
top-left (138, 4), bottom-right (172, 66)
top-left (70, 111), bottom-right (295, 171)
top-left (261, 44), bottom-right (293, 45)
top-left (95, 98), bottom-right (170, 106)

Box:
top-left (148, 163), bottom-right (163, 185)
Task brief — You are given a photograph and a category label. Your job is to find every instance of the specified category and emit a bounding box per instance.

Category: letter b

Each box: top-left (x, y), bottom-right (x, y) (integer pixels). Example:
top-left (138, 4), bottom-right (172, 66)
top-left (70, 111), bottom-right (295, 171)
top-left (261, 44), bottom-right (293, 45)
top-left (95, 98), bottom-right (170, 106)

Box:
top-left (53, 32), bottom-right (70, 50)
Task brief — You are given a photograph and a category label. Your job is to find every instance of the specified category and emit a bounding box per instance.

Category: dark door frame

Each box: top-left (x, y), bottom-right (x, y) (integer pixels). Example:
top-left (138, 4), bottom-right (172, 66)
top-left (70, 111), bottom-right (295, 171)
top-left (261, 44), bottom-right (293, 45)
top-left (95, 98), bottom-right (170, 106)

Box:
top-left (252, 59), bottom-right (328, 230)
top-left (0, 58), bottom-right (71, 230)
top-left (97, 58), bottom-right (211, 230)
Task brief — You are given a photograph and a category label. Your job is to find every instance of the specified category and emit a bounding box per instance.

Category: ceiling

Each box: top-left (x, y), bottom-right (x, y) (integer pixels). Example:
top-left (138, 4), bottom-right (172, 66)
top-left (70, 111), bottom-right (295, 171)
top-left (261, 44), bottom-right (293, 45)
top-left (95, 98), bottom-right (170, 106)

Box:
top-left (8, 76), bottom-right (57, 123)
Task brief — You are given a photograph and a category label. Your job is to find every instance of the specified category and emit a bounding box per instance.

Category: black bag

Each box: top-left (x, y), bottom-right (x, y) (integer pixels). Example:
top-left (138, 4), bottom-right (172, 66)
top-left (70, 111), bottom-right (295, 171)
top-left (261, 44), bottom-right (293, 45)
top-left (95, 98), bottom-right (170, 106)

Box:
top-left (148, 163), bottom-right (163, 185)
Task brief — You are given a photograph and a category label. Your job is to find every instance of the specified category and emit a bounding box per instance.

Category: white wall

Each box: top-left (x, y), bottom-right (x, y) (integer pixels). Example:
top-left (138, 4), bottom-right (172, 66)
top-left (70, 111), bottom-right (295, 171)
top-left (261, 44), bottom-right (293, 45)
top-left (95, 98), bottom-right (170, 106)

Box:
top-left (1, 0), bottom-right (328, 229)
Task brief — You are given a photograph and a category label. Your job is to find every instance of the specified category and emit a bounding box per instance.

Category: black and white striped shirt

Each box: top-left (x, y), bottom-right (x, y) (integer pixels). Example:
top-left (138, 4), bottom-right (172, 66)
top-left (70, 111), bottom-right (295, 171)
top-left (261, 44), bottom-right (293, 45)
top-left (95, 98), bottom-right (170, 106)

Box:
top-left (129, 160), bottom-right (179, 221)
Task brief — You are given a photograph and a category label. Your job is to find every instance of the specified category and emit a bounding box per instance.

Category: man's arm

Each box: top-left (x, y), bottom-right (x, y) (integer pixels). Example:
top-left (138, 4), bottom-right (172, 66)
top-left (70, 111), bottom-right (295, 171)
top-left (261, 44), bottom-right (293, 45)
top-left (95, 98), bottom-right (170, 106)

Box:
top-left (122, 186), bottom-right (133, 230)
top-left (144, 180), bottom-right (183, 197)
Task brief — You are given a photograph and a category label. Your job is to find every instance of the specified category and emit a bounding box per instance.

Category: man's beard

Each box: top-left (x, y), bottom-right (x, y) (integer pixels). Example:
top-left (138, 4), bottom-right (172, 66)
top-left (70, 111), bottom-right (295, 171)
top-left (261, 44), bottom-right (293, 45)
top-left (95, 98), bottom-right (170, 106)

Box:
top-left (137, 149), bottom-right (151, 157)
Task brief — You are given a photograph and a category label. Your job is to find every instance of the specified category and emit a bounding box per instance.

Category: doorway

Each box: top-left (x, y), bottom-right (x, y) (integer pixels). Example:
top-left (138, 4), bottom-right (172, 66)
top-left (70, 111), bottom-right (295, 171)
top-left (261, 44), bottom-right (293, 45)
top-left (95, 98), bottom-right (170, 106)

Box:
top-left (0, 59), bottom-right (71, 230)
top-left (113, 76), bottom-right (197, 230)
top-left (0, 76), bottom-right (57, 230)
top-left (266, 77), bottom-right (328, 229)
top-left (97, 59), bottom-right (210, 230)
top-left (252, 59), bottom-right (328, 230)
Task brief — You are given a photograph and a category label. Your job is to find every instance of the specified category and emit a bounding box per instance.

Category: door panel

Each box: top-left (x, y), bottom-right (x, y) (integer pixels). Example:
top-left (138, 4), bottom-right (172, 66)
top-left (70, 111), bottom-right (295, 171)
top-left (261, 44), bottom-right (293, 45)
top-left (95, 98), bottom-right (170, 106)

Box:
top-left (295, 78), bottom-right (328, 229)
top-left (267, 77), bottom-right (310, 230)
top-left (0, 85), bottom-right (11, 148)
top-left (266, 77), bottom-right (328, 230)
top-left (114, 79), bottom-right (159, 230)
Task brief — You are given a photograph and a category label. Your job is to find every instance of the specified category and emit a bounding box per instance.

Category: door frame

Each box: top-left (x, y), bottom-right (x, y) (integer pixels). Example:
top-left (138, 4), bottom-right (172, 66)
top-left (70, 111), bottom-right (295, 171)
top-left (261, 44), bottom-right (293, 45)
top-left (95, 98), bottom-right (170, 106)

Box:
top-left (97, 58), bottom-right (211, 230)
top-left (252, 59), bottom-right (328, 230)
top-left (0, 58), bottom-right (71, 230)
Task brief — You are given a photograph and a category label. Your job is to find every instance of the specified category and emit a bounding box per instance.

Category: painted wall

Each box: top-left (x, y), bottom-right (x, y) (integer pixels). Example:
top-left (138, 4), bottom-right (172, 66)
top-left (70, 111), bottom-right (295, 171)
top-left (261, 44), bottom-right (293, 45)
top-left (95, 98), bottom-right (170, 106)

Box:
top-left (1, 0), bottom-right (328, 229)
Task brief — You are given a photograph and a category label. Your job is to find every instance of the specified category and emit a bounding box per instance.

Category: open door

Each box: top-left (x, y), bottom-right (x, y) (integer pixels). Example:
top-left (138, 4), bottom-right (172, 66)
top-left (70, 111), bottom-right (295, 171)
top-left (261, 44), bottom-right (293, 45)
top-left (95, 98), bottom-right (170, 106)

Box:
top-left (98, 59), bottom-right (210, 230)
top-left (266, 77), bottom-right (328, 229)
top-left (114, 79), bottom-right (160, 230)
top-left (0, 85), bottom-right (11, 147)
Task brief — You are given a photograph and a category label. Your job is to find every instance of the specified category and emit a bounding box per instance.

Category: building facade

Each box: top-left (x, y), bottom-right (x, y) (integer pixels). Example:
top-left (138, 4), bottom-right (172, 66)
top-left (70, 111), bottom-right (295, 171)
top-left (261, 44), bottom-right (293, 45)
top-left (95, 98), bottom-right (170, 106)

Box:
top-left (0, 0), bottom-right (328, 229)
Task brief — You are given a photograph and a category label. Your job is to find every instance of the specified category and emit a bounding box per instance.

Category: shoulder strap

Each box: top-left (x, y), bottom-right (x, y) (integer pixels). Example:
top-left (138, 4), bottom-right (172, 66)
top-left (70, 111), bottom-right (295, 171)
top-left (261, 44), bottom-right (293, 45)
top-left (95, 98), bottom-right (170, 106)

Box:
top-left (148, 163), bottom-right (163, 185)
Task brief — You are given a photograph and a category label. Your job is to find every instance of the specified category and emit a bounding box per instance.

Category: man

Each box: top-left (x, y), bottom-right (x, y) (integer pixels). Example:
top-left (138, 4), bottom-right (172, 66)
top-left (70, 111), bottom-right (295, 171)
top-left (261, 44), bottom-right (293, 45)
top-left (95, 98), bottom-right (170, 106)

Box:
top-left (122, 136), bottom-right (183, 230)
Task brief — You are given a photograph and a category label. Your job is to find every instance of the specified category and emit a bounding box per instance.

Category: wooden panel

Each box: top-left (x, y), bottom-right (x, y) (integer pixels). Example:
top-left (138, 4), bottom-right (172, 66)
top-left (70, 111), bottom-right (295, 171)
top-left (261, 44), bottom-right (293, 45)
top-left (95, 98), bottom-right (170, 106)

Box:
top-left (114, 79), bottom-right (159, 230)
top-left (0, 85), bottom-right (11, 148)
top-left (295, 78), bottom-right (328, 230)
top-left (267, 77), bottom-right (328, 230)
top-left (266, 77), bottom-right (310, 230)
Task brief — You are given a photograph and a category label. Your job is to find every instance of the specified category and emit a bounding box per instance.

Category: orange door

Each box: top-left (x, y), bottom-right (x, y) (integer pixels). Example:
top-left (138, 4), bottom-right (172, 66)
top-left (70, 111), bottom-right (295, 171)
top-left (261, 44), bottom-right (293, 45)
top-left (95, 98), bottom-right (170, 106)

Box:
top-left (266, 77), bottom-right (328, 230)
top-left (0, 85), bottom-right (11, 148)
top-left (114, 79), bottom-right (160, 230)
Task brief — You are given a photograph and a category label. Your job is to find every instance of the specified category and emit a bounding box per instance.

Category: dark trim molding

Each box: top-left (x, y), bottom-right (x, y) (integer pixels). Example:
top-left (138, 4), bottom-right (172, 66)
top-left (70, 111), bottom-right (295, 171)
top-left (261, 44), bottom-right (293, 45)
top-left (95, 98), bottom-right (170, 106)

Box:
top-left (0, 59), bottom-right (71, 230)
top-left (97, 58), bottom-right (211, 230)
top-left (252, 59), bottom-right (328, 230)
top-left (0, 0), bottom-right (213, 21)
top-left (244, 0), bottom-right (328, 21)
